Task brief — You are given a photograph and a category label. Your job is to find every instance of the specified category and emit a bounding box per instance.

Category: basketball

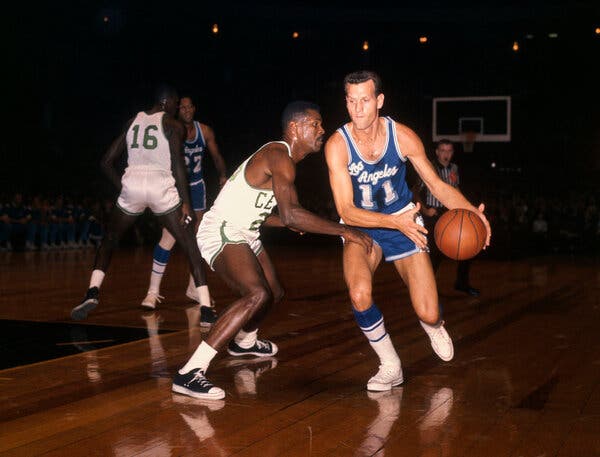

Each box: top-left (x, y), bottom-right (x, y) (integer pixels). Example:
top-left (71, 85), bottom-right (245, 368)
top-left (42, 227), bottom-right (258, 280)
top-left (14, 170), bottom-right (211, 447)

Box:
top-left (434, 209), bottom-right (486, 260)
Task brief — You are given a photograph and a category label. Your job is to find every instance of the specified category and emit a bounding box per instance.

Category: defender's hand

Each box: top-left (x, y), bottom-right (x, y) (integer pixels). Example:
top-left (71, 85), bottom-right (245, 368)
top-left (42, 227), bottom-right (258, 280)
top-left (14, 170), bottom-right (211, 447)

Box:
top-left (343, 227), bottom-right (373, 254)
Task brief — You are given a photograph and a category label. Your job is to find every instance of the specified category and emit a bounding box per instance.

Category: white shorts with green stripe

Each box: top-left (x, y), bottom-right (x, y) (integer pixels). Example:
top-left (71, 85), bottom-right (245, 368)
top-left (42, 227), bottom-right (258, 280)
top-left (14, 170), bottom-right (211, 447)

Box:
top-left (197, 210), bottom-right (264, 271)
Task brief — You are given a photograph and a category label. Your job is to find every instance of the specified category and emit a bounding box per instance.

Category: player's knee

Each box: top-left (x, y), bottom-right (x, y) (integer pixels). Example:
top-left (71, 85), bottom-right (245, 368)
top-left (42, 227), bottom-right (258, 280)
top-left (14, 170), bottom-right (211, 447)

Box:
top-left (419, 306), bottom-right (441, 326)
top-left (158, 231), bottom-right (176, 250)
top-left (245, 286), bottom-right (273, 313)
top-left (348, 286), bottom-right (372, 309)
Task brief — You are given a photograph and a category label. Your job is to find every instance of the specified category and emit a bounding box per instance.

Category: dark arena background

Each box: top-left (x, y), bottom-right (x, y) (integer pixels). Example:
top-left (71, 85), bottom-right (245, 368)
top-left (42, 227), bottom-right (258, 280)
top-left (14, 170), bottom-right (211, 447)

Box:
top-left (2, 1), bottom-right (599, 455)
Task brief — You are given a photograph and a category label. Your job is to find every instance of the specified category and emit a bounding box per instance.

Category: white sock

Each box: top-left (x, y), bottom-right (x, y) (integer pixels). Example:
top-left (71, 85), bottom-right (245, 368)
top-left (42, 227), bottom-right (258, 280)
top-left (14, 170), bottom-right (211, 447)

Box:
top-left (179, 340), bottom-right (217, 374)
top-left (197, 285), bottom-right (212, 308)
top-left (89, 270), bottom-right (105, 289)
top-left (235, 329), bottom-right (258, 349)
top-left (148, 272), bottom-right (163, 294)
top-left (369, 334), bottom-right (401, 366)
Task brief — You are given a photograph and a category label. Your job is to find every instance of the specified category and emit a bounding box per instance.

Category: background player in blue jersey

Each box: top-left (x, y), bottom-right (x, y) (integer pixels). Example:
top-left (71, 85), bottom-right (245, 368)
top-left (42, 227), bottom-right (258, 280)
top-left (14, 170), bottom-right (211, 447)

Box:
top-left (71, 86), bottom-right (210, 321)
top-left (325, 71), bottom-right (491, 392)
top-left (140, 96), bottom-right (227, 327)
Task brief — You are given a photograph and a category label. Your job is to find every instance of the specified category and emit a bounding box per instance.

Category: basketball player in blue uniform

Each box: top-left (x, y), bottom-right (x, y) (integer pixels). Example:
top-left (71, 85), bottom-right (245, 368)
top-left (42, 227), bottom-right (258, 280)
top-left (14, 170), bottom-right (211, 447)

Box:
top-left (71, 86), bottom-right (211, 321)
top-left (325, 71), bottom-right (491, 391)
top-left (140, 96), bottom-right (227, 326)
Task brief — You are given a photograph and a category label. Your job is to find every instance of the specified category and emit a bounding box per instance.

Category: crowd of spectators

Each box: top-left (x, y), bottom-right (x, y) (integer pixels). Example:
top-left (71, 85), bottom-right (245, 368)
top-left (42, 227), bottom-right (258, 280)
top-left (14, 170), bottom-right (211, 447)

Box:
top-left (0, 193), bottom-right (108, 251)
top-left (1, 188), bottom-right (598, 257)
top-left (471, 189), bottom-right (599, 258)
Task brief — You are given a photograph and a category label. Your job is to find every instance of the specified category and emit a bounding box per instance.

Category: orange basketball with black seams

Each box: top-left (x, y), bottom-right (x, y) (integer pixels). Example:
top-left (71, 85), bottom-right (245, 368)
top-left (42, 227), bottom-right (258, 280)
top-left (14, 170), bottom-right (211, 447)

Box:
top-left (434, 209), bottom-right (486, 260)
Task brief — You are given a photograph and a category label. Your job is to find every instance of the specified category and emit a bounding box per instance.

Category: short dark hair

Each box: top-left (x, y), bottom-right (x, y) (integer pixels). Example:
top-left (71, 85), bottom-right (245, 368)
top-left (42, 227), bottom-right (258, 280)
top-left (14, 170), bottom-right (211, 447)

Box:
top-left (281, 101), bottom-right (320, 132)
top-left (343, 70), bottom-right (383, 95)
top-left (436, 138), bottom-right (454, 148)
top-left (154, 84), bottom-right (178, 104)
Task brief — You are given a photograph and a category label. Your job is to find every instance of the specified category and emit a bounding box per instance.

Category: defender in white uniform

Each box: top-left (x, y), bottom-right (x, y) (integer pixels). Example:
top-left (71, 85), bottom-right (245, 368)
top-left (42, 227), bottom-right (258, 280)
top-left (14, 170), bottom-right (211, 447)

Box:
top-left (71, 85), bottom-right (211, 321)
top-left (198, 141), bottom-right (288, 268)
top-left (171, 101), bottom-right (373, 400)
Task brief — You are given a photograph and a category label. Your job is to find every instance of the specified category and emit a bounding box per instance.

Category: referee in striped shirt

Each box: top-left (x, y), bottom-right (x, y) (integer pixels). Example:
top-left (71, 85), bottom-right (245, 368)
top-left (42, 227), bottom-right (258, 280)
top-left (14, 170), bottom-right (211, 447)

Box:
top-left (414, 139), bottom-right (480, 297)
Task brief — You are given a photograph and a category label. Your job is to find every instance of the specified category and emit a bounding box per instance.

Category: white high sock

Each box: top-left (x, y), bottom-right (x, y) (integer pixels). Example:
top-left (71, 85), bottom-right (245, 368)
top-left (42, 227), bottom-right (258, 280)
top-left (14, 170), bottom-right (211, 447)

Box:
top-left (369, 334), bottom-right (401, 366)
top-left (179, 340), bottom-right (218, 374)
top-left (234, 329), bottom-right (258, 349)
top-left (89, 270), bottom-right (105, 289)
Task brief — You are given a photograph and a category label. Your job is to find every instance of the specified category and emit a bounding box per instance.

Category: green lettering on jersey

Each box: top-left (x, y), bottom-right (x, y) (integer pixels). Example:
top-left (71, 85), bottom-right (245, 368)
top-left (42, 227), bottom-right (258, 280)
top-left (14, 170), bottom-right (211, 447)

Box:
top-left (255, 192), bottom-right (275, 210)
top-left (130, 124), bottom-right (158, 150)
top-left (249, 212), bottom-right (271, 231)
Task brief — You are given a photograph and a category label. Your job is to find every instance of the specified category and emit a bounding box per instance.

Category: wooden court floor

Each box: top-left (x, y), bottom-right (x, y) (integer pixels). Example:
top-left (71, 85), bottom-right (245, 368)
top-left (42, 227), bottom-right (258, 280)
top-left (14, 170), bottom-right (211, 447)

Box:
top-left (0, 242), bottom-right (598, 456)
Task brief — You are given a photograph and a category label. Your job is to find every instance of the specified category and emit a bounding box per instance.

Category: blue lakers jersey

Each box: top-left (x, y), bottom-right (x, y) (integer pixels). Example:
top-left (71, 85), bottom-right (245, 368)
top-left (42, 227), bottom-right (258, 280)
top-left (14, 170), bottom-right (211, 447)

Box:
top-left (338, 117), bottom-right (412, 214)
top-left (184, 121), bottom-right (207, 185)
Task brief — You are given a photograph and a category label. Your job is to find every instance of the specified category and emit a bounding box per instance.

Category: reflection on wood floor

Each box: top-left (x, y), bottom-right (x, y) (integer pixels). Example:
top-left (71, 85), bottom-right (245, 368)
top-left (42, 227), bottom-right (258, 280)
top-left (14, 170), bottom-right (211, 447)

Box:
top-left (0, 243), bottom-right (598, 456)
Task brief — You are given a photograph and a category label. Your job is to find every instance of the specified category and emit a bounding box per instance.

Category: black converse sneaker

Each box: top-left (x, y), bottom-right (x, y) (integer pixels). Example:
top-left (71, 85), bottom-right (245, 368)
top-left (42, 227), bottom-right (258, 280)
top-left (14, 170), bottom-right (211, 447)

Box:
top-left (199, 306), bottom-right (218, 327)
top-left (227, 339), bottom-right (279, 357)
top-left (172, 368), bottom-right (225, 400)
top-left (71, 287), bottom-right (99, 321)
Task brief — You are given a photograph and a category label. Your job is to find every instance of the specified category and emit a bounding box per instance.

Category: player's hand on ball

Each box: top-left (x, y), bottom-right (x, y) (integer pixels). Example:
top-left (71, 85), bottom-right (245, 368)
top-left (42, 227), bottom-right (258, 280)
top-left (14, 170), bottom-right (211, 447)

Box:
top-left (393, 202), bottom-right (428, 249)
top-left (475, 203), bottom-right (491, 248)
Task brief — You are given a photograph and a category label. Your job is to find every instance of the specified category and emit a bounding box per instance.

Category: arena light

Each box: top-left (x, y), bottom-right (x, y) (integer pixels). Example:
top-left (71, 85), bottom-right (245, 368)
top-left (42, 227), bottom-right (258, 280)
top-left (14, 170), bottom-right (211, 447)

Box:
top-left (212, 23), bottom-right (219, 34)
top-left (419, 36), bottom-right (428, 43)
top-left (362, 40), bottom-right (369, 51)
top-left (292, 31), bottom-right (299, 39)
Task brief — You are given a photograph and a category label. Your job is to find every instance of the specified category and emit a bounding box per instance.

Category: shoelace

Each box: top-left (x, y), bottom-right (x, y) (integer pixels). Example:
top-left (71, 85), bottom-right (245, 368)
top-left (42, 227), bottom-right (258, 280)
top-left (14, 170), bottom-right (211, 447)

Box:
top-left (424, 320), bottom-right (445, 338)
top-left (190, 370), bottom-right (214, 389)
top-left (147, 292), bottom-right (164, 303)
top-left (255, 340), bottom-right (269, 351)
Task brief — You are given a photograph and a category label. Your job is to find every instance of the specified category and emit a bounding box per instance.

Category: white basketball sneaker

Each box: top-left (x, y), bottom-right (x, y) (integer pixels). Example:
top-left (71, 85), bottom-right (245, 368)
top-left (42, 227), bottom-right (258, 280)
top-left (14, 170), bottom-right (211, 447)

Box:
top-left (367, 363), bottom-right (404, 392)
top-left (420, 320), bottom-right (454, 361)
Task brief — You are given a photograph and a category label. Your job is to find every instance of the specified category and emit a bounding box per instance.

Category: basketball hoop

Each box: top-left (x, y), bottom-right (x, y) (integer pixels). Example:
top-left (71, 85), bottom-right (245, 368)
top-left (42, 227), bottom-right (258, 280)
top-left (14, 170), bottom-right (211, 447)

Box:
top-left (461, 131), bottom-right (477, 153)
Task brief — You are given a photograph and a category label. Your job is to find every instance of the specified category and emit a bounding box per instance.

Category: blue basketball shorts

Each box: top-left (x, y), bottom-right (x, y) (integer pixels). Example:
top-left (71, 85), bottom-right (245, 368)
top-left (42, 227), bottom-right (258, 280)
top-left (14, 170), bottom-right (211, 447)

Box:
top-left (189, 180), bottom-right (207, 212)
top-left (347, 202), bottom-right (429, 262)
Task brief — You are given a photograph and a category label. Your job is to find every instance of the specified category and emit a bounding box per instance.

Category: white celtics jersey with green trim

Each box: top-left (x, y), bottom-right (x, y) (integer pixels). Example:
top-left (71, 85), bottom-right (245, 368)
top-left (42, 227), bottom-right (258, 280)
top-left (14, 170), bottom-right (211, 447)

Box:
top-left (209, 141), bottom-right (290, 231)
top-left (125, 111), bottom-right (171, 171)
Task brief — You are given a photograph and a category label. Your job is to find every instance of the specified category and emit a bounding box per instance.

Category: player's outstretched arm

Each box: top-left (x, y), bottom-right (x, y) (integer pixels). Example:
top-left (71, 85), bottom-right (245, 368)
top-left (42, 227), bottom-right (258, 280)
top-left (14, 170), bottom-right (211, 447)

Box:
top-left (267, 145), bottom-right (372, 253)
top-left (202, 124), bottom-right (227, 186)
top-left (164, 115), bottom-right (194, 226)
top-left (399, 123), bottom-right (491, 247)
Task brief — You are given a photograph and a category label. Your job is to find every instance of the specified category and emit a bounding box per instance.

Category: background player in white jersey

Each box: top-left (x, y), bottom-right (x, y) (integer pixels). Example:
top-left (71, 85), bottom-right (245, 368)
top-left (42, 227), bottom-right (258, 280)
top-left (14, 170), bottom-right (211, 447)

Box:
top-left (325, 71), bottom-right (491, 391)
top-left (171, 101), bottom-right (373, 400)
top-left (71, 85), bottom-right (211, 320)
top-left (140, 96), bottom-right (227, 327)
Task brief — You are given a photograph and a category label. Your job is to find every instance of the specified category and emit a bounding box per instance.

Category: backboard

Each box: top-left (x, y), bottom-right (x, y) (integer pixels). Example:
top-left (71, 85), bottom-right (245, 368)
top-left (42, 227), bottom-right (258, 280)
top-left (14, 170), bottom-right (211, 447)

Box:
top-left (432, 96), bottom-right (511, 143)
